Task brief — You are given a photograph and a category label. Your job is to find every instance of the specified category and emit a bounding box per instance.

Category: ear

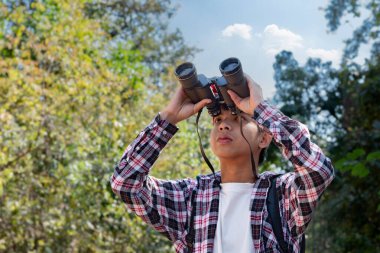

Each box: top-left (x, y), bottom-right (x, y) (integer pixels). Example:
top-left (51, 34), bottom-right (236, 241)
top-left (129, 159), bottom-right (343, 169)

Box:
top-left (258, 131), bottom-right (272, 149)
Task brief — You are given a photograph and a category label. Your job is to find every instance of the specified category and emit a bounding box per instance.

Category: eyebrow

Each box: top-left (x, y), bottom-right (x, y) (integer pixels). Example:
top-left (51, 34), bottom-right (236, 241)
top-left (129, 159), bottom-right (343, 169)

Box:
top-left (211, 114), bottom-right (247, 122)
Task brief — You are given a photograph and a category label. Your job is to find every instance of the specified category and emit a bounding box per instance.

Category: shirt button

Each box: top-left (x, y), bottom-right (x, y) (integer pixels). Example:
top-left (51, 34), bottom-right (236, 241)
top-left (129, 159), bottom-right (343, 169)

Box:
top-left (163, 130), bottom-right (167, 135)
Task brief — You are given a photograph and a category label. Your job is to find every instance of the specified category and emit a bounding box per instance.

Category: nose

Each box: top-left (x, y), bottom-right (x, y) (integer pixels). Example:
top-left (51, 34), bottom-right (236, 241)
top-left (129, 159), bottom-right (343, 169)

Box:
top-left (219, 120), bottom-right (231, 131)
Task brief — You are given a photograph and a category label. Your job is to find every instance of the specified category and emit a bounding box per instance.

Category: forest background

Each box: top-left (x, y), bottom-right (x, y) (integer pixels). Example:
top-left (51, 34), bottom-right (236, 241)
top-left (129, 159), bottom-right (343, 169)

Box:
top-left (0, 0), bottom-right (379, 252)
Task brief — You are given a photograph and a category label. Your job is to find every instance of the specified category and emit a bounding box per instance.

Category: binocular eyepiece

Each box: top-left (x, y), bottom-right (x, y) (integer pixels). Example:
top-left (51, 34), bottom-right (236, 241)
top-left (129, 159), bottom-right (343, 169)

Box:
top-left (175, 57), bottom-right (249, 117)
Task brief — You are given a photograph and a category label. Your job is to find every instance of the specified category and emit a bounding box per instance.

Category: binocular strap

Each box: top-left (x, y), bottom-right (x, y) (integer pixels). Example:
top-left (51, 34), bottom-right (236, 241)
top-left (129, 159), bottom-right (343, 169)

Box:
top-left (196, 109), bottom-right (216, 177)
top-left (195, 109), bottom-right (258, 181)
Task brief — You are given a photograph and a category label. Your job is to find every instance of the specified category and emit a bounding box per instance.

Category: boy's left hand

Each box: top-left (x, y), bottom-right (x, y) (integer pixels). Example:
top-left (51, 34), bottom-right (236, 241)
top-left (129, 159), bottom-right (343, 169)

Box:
top-left (227, 73), bottom-right (264, 116)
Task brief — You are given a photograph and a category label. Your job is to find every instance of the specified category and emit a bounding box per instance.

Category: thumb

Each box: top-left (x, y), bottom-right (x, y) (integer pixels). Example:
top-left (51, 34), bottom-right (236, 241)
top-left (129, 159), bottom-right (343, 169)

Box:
top-left (193, 99), bottom-right (212, 113)
top-left (227, 90), bottom-right (243, 106)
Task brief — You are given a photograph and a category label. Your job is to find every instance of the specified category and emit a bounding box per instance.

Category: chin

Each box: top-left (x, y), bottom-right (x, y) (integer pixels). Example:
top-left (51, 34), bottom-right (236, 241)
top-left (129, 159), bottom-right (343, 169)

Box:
top-left (216, 146), bottom-right (256, 158)
top-left (215, 150), bottom-right (244, 159)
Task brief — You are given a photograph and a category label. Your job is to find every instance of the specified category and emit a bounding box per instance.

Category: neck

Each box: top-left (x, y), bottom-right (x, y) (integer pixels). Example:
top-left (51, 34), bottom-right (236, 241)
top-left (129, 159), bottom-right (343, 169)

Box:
top-left (219, 154), bottom-right (259, 183)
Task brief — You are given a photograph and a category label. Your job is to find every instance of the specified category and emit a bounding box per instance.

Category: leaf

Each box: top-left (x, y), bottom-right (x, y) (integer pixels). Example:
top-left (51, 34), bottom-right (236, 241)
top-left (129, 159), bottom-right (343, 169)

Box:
top-left (335, 158), bottom-right (350, 171)
top-left (351, 163), bottom-right (369, 178)
top-left (366, 151), bottom-right (380, 162)
top-left (347, 148), bottom-right (365, 160)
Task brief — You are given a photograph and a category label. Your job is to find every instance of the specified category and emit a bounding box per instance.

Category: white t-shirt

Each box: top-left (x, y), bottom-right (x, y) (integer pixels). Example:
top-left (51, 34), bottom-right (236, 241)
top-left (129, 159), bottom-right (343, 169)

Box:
top-left (213, 183), bottom-right (255, 253)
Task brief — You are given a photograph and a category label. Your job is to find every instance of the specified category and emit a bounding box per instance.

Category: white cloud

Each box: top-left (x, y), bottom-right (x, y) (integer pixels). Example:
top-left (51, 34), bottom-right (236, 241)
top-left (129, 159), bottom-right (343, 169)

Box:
top-left (306, 48), bottom-right (341, 65)
top-left (222, 23), bottom-right (253, 40)
top-left (262, 24), bottom-right (304, 55)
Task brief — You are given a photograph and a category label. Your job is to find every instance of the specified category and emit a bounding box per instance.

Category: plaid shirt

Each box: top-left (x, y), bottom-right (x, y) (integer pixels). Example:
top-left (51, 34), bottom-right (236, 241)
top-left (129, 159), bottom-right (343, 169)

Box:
top-left (110, 101), bottom-right (334, 253)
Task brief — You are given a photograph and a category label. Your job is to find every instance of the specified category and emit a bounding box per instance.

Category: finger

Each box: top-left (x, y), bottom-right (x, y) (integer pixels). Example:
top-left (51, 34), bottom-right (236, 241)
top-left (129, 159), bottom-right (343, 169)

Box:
top-left (227, 90), bottom-right (243, 106)
top-left (193, 99), bottom-right (212, 113)
top-left (244, 73), bottom-right (253, 83)
top-left (175, 87), bottom-right (188, 101)
top-left (244, 73), bottom-right (255, 97)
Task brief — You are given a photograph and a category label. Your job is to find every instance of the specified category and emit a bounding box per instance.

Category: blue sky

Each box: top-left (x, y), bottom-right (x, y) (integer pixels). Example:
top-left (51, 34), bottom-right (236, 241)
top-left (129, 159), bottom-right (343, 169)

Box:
top-left (169, 0), bottom-right (368, 99)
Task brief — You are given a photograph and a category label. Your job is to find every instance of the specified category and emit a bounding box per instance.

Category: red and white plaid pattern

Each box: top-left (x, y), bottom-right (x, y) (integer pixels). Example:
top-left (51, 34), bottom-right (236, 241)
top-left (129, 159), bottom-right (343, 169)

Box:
top-left (110, 101), bottom-right (334, 253)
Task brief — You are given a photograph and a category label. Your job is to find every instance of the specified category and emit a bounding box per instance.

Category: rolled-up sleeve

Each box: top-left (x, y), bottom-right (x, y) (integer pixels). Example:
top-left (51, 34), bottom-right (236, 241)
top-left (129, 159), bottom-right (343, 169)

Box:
top-left (110, 114), bottom-right (196, 243)
top-left (254, 101), bottom-right (334, 237)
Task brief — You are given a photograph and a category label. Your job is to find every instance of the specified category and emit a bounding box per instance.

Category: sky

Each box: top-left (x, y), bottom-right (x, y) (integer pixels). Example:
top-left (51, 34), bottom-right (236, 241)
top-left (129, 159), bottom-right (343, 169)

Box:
top-left (169, 0), bottom-right (368, 99)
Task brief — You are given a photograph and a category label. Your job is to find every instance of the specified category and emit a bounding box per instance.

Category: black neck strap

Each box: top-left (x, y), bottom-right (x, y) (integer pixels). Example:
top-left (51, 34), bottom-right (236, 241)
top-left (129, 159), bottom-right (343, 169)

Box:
top-left (196, 109), bottom-right (216, 177)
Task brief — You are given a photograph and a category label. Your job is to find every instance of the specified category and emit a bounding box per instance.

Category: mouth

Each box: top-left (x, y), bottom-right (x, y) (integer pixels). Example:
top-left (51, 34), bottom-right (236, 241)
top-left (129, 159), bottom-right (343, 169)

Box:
top-left (217, 136), bottom-right (233, 144)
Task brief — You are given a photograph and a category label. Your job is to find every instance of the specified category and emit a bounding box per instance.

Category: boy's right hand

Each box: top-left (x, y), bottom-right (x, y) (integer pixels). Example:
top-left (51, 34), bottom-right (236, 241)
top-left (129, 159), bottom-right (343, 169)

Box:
top-left (160, 87), bottom-right (211, 125)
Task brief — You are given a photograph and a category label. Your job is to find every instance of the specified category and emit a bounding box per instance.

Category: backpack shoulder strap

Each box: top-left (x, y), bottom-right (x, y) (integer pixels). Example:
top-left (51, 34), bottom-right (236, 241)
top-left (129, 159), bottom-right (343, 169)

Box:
top-left (267, 175), bottom-right (289, 252)
top-left (267, 175), bottom-right (305, 253)
top-left (185, 184), bottom-right (198, 252)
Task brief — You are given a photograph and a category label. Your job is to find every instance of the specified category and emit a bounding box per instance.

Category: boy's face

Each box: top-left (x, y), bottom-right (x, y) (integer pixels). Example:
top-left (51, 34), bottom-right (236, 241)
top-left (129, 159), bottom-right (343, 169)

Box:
top-left (210, 109), bottom-right (261, 160)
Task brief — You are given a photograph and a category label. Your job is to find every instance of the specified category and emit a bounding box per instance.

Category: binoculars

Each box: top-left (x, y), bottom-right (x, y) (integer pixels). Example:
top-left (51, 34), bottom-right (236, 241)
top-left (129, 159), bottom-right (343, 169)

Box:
top-left (174, 57), bottom-right (249, 117)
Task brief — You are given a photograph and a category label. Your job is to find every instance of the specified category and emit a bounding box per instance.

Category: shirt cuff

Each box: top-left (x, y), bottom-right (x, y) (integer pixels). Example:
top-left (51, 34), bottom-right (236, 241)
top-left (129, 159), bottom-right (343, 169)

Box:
top-left (252, 101), bottom-right (282, 129)
top-left (144, 113), bottom-right (178, 141)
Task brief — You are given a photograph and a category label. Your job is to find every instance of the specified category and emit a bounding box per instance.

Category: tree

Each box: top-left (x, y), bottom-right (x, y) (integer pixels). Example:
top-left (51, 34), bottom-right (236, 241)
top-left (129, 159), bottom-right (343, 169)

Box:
top-left (272, 51), bottom-right (380, 252)
top-left (84, 0), bottom-right (200, 80)
top-left (0, 0), bottom-right (199, 252)
top-left (271, 1), bottom-right (380, 250)
top-left (324, 0), bottom-right (380, 61)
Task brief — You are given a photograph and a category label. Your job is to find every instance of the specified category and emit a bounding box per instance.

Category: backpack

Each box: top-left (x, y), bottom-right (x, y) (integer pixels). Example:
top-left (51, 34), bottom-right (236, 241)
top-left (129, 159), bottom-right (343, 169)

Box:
top-left (267, 175), bottom-right (306, 253)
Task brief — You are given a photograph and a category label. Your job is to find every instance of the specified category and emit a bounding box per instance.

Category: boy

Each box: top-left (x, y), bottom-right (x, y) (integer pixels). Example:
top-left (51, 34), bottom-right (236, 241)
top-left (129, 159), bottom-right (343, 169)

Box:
top-left (110, 74), bottom-right (334, 252)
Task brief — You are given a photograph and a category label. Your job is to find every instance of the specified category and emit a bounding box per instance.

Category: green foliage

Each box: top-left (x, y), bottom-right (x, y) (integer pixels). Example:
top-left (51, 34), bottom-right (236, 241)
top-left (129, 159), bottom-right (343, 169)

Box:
top-left (335, 148), bottom-right (369, 178)
top-left (273, 51), bottom-right (341, 141)
top-left (273, 4), bottom-right (380, 250)
top-left (84, 0), bottom-right (200, 80)
top-left (0, 0), bottom-right (198, 252)
top-left (272, 50), bottom-right (380, 253)
top-left (325, 0), bottom-right (380, 61)
top-left (335, 149), bottom-right (380, 178)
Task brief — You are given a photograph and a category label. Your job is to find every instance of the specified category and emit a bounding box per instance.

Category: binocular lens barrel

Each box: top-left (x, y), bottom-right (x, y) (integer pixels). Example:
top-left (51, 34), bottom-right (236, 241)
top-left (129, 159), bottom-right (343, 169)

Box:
top-left (175, 62), bottom-right (200, 92)
top-left (174, 62), bottom-right (200, 103)
top-left (175, 62), bottom-right (196, 80)
top-left (219, 57), bottom-right (241, 75)
top-left (219, 57), bottom-right (248, 98)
